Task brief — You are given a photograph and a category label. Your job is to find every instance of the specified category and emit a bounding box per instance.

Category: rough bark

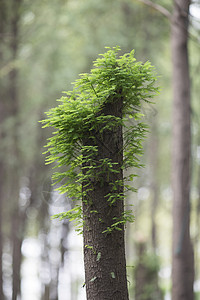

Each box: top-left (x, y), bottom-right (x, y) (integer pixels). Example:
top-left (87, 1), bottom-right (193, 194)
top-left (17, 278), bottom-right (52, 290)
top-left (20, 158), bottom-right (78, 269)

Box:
top-left (171, 1), bottom-right (194, 299)
top-left (82, 96), bottom-right (129, 300)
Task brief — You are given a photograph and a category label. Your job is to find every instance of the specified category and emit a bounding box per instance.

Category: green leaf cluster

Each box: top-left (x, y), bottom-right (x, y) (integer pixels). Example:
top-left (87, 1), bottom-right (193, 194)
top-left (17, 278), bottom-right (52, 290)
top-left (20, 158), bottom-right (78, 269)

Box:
top-left (41, 46), bottom-right (158, 229)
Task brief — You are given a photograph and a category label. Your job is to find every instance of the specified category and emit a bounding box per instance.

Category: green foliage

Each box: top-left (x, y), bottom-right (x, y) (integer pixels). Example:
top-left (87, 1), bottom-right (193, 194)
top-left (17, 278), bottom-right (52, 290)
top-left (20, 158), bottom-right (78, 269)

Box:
top-left (42, 46), bottom-right (158, 230)
top-left (96, 252), bottom-right (101, 261)
top-left (102, 210), bottom-right (135, 234)
top-left (85, 244), bottom-right (96, 254)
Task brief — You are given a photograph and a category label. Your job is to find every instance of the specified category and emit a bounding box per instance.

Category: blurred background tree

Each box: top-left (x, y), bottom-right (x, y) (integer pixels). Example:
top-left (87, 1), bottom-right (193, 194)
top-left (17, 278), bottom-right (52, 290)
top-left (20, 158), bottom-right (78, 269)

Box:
top-left (0, 0), bottom-right (200, 299)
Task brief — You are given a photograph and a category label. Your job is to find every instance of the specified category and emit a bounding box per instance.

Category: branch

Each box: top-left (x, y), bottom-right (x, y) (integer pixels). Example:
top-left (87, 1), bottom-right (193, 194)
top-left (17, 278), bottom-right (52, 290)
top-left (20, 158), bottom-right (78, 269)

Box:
top-left (136, 0), bottom-right (172, 20)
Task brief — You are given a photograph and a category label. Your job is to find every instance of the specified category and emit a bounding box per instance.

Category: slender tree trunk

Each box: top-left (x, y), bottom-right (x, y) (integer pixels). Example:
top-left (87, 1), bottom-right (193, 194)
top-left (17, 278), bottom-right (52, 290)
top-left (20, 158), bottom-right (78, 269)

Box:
top-left (9, 1), bottom-right (23, 299)
top-left (149, 116), bottom-right (159, 252)
top-left (135, 241), bottom-right (163, 300)
top-left (0, 1), bottom-right (7, 297)
top-left (0, 166), bottom-right (4, 300)
top-left (171, 1), bottom-right (194, 299)
top-left (82, 96), bottom-right (129, 300)
top-left (11, 210), bottom-right (25, 300)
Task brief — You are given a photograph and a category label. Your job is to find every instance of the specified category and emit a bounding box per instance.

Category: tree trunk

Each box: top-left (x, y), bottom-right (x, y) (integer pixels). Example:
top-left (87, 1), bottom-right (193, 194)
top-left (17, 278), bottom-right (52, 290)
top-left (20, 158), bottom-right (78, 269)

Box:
top-left (135, 241), bottom-right (163, 300)
top-left (0, 0), bottom-right (7, 297)
top-left (0, 166), bottom-right (4, 300)
top-left (82, 96), bottom-right (129, 300)
top-left (149, 116), bottom-right (159, 252)
top-left (11, 210), bottom-right (25, 300)
top-left (171, 1), bottom-right (194, 299)
top-left (9, 1), bottom-right (23, 299)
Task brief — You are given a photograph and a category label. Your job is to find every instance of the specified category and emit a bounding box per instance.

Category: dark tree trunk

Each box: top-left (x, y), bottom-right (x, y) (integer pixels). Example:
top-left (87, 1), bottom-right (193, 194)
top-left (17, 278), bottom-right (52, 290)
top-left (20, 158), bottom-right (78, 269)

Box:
top-left (0, 166), bottom-right (4, 300)
top-left (11, 210), bottom-right (25, 300)
top-left (171, 0), bottom-right (194, 299)
top-left (0, 1), bottom-right (7, 298)
top-left (8, 1), bottom-right (23, 299)
top-left (82, 96), bottom-right (129, 300)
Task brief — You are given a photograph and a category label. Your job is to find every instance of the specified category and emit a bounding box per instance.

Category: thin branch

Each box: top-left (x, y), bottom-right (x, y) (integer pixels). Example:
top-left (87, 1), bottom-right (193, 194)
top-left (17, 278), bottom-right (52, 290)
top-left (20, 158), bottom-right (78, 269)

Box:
top-left (136, 0), bottom-right (172, 20)
top-left (136, 0), bottom-right (200, 46)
